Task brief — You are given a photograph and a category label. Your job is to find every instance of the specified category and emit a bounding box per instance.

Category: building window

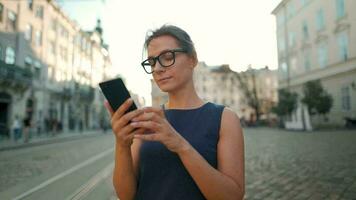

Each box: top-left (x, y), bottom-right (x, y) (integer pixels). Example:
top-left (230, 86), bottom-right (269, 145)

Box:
top-left (290, 57), bottom-right (297, 74)
top-left (288, 32), bottom-right (296, 48)
top-left (25, 56), bottom-right (32, 67)
top-left (0, 45), bottom-right (2, 60)
top-left (276, 12), bottom-right (285, 27)
top-left (5, 46), bottom-right (15, 64)
top-left (287, 3), bottom-right (296, 19)
top-left (35, 5), bottom-right (44, 19)
top-left (277, 36), bottom-right (286, 53)
top-left (318, 43), bottom-right (328, 68)
top-left (7, 10), bottom-right (17, 30)
top-left (35, 30), bottom-right (42, 46)
top-left (51, 18), bottom-right (57, 31)
top-left (302, 20), bottom-right (309, 40)
top-left (341, 86), bottom-right (351, 111)
top-left (316, 9), bottom-right (325, 31)
top-left (28, 0), bottom-right (33, 10)
top-left (303, 49), bottom-right (311, 71)
top-left (0, 3), bottom-right (4, 22)
top-left (34, 61), bottom-right (42, 79)
top-left (337, 31), bottom-right (348, 61)
top-left (300, 0), bottom-right (307, 7)
top-left (279, 62), bottom-right (288, 77)
top-left (49, 41), bottom-right (56, 55)
top-left (25, 24), bottom-right (32, 41)
top-left (336, 0), bottom-right (345, 19)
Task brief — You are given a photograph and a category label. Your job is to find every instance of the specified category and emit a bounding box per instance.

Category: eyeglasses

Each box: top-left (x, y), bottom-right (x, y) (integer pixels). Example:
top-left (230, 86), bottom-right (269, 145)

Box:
top-left (141, 48), bottom-right (187, 74)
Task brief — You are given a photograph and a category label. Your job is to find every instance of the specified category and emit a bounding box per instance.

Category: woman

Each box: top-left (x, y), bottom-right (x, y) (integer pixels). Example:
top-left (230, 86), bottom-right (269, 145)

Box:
top-left (106, 25), bottom-right (245, 200)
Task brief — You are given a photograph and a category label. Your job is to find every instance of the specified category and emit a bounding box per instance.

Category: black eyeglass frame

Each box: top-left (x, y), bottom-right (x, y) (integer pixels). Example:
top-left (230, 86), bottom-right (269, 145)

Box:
top-left (141, 48), bottom-right (187, 74)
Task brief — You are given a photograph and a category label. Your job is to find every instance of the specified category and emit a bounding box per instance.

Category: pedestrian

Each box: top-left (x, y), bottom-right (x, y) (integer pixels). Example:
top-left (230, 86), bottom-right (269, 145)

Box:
top-left (106, 25), bottom-right (245, 200)
top-left (23, 117), bottom-right (31, 143)
top-left (12, 115), bottom-right (22, 142)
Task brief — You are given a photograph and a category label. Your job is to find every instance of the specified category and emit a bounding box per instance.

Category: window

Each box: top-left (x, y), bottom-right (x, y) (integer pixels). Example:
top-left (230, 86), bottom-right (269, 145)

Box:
top-left (287, 3), bottom-right (296, 19)
top-left (34, 61), bottom-right (41, 79)
top-left (278, 36), bottom-right (286, 53)
top-left (35, 6), bottom-right (44, 19)
top-left (5, 46), bottom-right (15, 64)
top-left (277, 12), bottom-right (285, 27)
top-left (341, 86), bottom-right (351, 111)
top-left (49, 41), bottom-right (56, 55)
top-left (336, 0), bottom-right (345, 19)
top-left (7, 10), bottom-right (17, 30)
top-left (0, 3), bottom-right (4, 22)
top-left (288, 32), bottom-right (296, 48)
top-left (28, 0), bottom-right (33, 10)
top-left (318, 43), bottom-right (328, 68)
top-left (25, 24), bottom-right (32, 41)
top-left (35, 30), bottom-right (42, 46)
top-left (0, 45), bottom-right (2, 60)
top-left (290, 57), bottom-right (297, 74)
top-left (51, 19), bottom-right (57, 31)
top-left (300, 0), bottom-right (307, 7)
top-left (279, 62), bottom-right (288, 77)
top-left (337, 32), bottom-right (348, 61)
top-left (303, 49), bottom-right (311, 71)
top-left (316, 9), bottom-right (325, 31)
top-left (25, 56), bottom-right (32, 67)
top-left (302, 20), bottom-right (309, 39)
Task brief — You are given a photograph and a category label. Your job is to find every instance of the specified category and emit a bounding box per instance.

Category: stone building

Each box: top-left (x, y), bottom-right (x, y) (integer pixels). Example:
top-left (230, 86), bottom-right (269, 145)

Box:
top-left (0, 0), bottom-right (113, 137)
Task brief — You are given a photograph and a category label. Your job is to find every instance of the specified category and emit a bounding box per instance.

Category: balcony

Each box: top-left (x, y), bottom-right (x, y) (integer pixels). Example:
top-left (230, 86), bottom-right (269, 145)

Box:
top-left (77, 84), bottom-right (95, 102)
top-left (0, 60), bottom-right (33, 90)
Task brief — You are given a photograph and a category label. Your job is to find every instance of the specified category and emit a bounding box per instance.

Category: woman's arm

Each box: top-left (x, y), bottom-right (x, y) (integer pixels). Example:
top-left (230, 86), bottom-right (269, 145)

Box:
top-left (112, 139), bottom-right (142, 200)
top-left (106, 99), bottom-right (145, 200)
top-left (178, 108), bottom-right (245, 200)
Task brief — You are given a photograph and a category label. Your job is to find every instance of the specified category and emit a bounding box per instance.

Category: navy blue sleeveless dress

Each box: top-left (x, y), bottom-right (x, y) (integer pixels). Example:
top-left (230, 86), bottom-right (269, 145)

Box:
top-left (134, 102), bottom-right (225, 200)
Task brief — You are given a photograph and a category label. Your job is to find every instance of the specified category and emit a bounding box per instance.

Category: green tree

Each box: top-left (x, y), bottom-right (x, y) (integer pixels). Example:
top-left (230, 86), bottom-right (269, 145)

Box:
top-left (301, 80), bottom-right (333, 117)
top-left (272, 89), bottom-right (298, 117)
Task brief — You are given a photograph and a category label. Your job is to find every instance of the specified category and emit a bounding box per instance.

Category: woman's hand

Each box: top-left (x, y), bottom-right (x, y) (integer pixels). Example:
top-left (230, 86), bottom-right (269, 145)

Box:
top-left (105, 98), bottom-right (146, 148)
top-left (130, 107), bottom-right (191, 154)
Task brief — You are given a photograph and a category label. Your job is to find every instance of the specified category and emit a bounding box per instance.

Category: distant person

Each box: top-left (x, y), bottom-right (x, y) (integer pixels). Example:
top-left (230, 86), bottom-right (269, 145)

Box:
top-left (23, 117), bottom-right (31, 143)
top-left (106, 25), bottom-right (245, 200)
top-left (12, 115), bottom-right (22, 142)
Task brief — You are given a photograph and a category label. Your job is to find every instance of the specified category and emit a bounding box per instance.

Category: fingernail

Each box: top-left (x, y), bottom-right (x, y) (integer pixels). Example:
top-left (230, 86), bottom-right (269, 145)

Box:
top-left (131, 122), bottom-right (138, 126)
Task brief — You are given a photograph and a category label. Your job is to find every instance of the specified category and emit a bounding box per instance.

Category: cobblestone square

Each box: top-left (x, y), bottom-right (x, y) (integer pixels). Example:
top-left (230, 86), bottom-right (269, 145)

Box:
top-left (244, 128), bottom-right (356, 200)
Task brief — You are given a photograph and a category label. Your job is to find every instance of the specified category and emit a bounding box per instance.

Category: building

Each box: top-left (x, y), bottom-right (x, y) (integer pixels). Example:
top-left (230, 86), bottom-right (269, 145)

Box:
top-left (0, 0), bottom-right (113, 137)
top-left (272, 0), bottom-right (356, 127)
top-left (237, 66), bottom-right (278, 123)
top-left (151, 62), bottom-right (278, 122)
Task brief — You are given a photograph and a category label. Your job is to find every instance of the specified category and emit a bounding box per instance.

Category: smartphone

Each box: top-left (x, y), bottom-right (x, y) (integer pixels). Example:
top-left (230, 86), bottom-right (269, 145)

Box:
top-left (99, 78), bottom-right (137, 113)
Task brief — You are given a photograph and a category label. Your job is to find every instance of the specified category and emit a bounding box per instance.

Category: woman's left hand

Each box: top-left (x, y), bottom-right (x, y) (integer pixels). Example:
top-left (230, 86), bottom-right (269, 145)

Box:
top-left (130, 107), bottom-right (191, 154)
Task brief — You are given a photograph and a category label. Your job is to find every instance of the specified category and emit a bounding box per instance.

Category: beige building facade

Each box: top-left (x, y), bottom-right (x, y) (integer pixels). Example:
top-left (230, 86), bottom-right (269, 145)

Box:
top-left (0, 0), bottom-right (113, 137)
top-left (272, 0), bottom-right (356, 127)
top-left (151, 62), bottom-right (278, 121)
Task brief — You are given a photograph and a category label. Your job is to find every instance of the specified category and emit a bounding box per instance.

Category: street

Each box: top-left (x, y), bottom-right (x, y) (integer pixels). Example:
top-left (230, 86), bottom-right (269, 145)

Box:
top-left (0, 128), bottom-right (355, 200)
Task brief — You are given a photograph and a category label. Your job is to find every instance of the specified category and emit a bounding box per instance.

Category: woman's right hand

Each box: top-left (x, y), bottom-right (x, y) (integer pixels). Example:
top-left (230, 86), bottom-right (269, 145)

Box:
top-left (105, 98), bottom-right (146, 148)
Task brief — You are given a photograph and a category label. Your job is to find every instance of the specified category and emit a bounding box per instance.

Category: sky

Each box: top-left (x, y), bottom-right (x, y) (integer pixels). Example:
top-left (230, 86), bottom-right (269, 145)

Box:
top-left (59, 0), bottom-right (282, 106)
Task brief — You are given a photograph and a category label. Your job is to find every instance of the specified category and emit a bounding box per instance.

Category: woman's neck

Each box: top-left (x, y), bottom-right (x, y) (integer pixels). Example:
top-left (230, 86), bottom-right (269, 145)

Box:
top-left (166, 81), bottom-right (204, 109)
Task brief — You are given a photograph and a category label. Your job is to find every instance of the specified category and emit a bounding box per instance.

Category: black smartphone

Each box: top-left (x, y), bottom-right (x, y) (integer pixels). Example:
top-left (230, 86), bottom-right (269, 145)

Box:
top-left (99, 78), bottom-right (137, 113)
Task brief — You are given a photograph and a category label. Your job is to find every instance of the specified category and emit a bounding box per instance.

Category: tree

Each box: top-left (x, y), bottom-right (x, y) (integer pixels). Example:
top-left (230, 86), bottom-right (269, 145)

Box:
top-left (272, 89), bottom-right (298, 117)
top-left (236, 69), bottom-right (261, 121)
top-left (301, 80), bottom-right (333, 117)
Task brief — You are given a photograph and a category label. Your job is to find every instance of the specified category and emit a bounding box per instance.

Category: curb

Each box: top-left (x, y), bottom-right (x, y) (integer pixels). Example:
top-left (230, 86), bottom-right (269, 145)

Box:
top-left (0, 131), bottom-right (109, 152)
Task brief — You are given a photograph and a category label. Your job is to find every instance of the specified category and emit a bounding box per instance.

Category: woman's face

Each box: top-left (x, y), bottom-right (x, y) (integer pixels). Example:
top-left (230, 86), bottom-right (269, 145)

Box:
top-left (147, 35), bottom-right (196, 93)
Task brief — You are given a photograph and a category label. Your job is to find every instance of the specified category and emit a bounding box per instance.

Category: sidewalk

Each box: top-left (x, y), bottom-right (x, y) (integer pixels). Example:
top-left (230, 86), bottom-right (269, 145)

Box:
top-left (0, 129), bottom-right (110, 151)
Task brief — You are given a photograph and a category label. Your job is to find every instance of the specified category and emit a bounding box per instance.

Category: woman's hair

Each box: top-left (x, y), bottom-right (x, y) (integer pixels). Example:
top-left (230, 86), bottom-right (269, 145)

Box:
top-left (144, 25), bottom-right (197, 59)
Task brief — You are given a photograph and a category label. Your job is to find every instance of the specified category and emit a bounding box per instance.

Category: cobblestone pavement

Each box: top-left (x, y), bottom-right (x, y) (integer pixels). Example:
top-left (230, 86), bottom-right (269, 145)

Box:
top-left (244, 128), bottom-right (356, 200)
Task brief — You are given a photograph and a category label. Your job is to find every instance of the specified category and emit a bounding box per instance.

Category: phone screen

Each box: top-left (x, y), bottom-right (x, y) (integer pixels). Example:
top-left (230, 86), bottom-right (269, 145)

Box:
top-left (99, 78), bottom-right (137, 113)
